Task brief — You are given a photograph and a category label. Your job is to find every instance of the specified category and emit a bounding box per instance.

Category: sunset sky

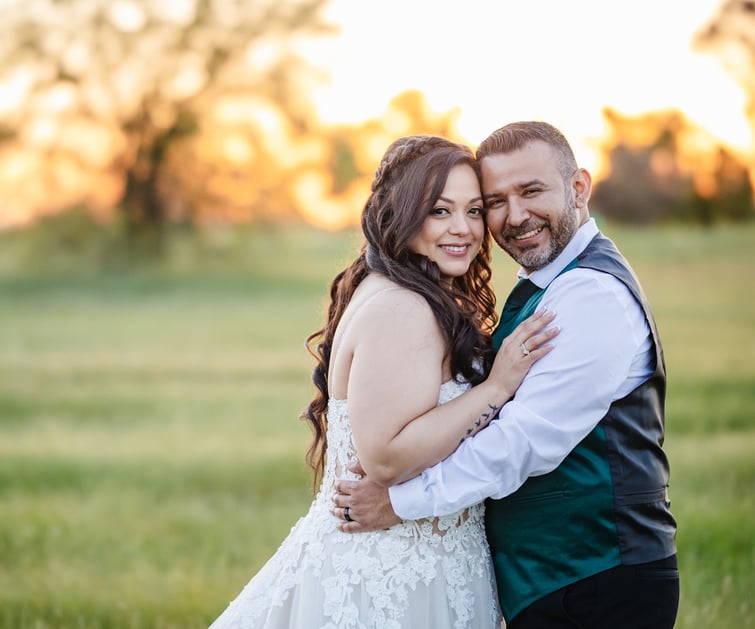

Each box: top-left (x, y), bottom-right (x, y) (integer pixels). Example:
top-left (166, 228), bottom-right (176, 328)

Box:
top-left (0, 0), bottom-right (751, 230)
top-left (309, 0), bottom-right (750, 174)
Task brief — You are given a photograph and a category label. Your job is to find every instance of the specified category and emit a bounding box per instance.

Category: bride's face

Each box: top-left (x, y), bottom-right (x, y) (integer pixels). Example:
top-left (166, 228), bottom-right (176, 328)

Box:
top-left (408, 164), bottom-right (484, 282)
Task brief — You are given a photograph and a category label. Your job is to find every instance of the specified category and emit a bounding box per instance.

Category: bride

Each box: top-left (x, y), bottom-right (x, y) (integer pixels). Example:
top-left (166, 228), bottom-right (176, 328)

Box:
top-left (208, 135), bottom-right (557, 628)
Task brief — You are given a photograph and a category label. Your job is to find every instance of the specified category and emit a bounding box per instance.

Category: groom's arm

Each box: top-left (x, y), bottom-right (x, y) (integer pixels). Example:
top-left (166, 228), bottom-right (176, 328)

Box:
top-left (388, 270), bottom-right (645, 520)
top-left (334, 270), bottom-right (647, 530)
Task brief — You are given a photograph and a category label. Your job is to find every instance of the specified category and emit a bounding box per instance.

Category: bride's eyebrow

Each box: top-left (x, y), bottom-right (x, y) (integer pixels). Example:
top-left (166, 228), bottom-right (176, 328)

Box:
top-left (438, 195), bottom-right (484, 204)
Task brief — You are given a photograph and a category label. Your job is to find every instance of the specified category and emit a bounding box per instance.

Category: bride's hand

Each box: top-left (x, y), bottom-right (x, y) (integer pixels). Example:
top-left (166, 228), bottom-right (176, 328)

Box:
top-left (488, 308), bottom-right (558, 399)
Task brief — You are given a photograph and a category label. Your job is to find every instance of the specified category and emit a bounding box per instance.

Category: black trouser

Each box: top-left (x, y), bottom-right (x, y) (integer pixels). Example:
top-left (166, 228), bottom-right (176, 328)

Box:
top-left (508, 555), bottom-right (679, 629)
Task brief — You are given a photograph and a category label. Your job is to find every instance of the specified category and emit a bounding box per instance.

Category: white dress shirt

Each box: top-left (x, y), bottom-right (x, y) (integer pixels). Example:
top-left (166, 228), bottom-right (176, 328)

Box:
top-left (389, 219), bottom-right (654, 519)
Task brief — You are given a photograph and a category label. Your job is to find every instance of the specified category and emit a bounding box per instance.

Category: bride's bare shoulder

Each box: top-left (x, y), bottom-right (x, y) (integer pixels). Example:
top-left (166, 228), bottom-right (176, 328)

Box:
top-left (351, 275), bottom-right (433, 323)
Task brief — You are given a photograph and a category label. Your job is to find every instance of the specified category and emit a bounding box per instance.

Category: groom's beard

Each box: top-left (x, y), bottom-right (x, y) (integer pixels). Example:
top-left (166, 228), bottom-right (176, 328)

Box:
top-left (499, 191), bottom-right (579, 272)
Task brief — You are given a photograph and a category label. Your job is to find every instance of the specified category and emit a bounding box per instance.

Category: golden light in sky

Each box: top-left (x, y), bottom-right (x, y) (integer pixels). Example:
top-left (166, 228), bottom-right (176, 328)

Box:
top-left (0, 0), bottom-right (751, 231)
top-left (308, 0), bottom-right (751, 175)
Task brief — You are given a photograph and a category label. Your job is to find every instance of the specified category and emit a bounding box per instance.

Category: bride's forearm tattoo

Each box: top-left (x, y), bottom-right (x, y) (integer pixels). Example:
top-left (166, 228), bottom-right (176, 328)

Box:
top-left (461, 403), bottom-right (501, 443)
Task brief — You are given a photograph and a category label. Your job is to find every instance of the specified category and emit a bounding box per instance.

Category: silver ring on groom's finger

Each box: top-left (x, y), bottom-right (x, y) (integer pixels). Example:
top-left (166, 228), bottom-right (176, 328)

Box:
top-left (344, 506), bottom-right (353, 522)
top-left (520, 342), bottom-right (530, 356)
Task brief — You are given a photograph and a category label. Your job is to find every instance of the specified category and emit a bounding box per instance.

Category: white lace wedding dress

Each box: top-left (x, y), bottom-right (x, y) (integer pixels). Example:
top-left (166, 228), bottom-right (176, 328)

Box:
top-left (208, 378), bottom-right (502, 629)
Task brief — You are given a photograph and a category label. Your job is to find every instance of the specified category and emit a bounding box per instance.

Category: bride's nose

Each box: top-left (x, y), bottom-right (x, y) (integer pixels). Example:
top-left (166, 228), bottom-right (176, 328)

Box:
top-left (448, 210), bottom-right (471, 235)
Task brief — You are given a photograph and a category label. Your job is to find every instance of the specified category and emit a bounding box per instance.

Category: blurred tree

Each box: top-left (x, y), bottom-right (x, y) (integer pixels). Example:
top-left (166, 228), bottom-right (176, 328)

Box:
top-left (591, 143), bottom-right (684, 224)
top-left (278, 89), bottom-right (469, 230)
top-left (694, 0), bottom-right (755, 218)
top-left (694, 0), bottom-right (755, 144)
top-left (0, 0), bottom-right (333, 250)
top-left (592, 108), bottom-right (754, 225)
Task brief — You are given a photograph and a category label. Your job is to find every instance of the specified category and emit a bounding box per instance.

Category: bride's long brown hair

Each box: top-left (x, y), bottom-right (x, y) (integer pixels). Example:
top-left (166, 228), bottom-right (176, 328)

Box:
top-left (302, 135), bottom-right (498, 485)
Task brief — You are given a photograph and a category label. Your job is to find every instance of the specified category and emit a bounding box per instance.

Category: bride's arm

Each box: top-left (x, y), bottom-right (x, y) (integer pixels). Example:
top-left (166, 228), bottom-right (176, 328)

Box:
top-left (347, 289), bottom-right (556, 487)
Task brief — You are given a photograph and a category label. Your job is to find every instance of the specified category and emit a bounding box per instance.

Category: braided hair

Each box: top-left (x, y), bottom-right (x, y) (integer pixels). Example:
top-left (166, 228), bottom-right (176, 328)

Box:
top-left (302, 135), bottom-right (497, 485)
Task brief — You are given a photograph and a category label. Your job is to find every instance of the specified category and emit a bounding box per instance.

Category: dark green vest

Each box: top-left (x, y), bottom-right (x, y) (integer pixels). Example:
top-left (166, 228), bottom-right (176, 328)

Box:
top-left (487, 233), bottom-right (676, 622)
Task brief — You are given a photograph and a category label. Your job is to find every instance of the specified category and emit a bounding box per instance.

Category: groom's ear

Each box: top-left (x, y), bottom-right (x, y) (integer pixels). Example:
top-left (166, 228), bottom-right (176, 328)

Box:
top-left (572, 168), bottom-right (592, 208)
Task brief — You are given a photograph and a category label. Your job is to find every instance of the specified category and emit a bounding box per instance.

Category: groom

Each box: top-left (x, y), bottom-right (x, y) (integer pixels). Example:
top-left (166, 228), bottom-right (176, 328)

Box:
top-left (332, 121), bottom-right (679, 628)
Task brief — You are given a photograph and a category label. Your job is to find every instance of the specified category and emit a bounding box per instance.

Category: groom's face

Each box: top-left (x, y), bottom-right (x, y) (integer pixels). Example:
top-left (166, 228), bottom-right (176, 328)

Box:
top-left (481, 140), bottom-right (582, 273)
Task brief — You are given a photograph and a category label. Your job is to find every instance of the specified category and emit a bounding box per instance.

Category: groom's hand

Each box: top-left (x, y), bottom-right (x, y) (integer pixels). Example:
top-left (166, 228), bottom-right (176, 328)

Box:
top-left (331, 459), bottom-right (402, 532)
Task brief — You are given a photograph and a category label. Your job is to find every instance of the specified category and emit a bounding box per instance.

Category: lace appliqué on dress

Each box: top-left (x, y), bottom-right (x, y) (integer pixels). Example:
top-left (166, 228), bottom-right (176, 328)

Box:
top-left (209, 378), bottom-right (501, 629)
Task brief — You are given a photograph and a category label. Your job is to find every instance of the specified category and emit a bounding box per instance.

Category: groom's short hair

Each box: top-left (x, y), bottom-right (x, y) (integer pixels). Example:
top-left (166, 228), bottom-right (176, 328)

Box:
top-left (476, 121), bottom-right (578, 182)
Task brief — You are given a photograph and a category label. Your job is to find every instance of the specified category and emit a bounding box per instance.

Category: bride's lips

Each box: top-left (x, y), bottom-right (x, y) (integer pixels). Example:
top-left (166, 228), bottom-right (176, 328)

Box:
top-left (439, 244), bottom-right (472, 256)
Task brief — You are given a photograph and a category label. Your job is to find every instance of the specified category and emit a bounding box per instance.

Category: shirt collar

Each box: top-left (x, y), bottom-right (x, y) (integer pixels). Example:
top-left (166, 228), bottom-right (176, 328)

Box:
top-left (517, 218), bottom-right (599, 288)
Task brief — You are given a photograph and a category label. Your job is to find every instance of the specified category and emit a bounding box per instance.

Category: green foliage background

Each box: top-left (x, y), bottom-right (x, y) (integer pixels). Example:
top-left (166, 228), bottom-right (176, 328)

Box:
top-left (0, 223), bottom-right (753, 628)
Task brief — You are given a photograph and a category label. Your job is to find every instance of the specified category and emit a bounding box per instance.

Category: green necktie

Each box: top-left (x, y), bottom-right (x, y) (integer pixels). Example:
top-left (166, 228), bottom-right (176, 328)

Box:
top-left (494, 278), bottom-right (540, 349)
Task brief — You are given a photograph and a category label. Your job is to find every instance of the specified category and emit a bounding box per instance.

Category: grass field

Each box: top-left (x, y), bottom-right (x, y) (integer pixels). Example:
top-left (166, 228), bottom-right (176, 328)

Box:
top-left (0, 222), bottom-right (753, 628)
